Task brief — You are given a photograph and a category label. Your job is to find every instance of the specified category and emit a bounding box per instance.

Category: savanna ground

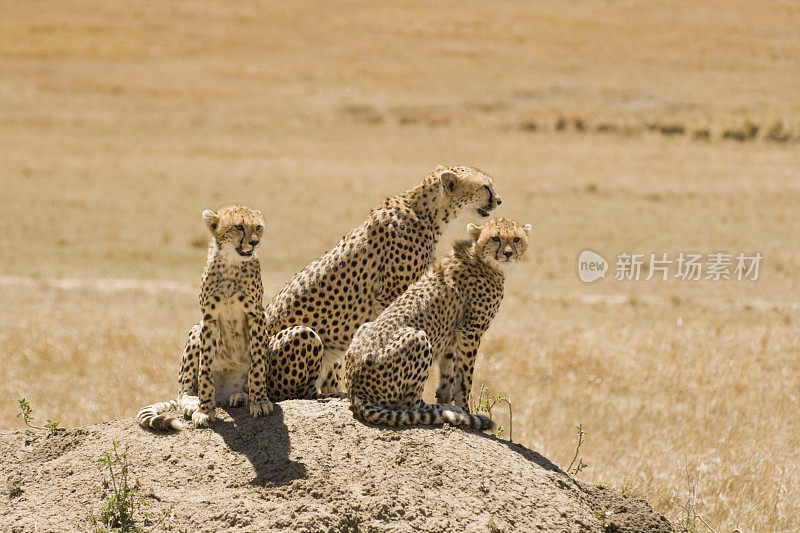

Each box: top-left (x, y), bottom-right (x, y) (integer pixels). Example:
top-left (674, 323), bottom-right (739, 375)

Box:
top-left (1, 1), bottom-right (798, 530)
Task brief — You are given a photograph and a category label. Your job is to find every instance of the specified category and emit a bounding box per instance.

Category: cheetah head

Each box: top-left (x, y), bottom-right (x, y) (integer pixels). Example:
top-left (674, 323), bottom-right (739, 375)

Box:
top-left (202, 205), bottom-right (265, 262)
top-left (435, 165), bottom-right (502, 219)
top-left (467, 217), bottom-right (532, 269)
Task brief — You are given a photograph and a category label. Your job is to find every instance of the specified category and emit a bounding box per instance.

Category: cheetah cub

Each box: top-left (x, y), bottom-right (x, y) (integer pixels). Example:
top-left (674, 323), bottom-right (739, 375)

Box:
top-left (137, 205), bottom-right (273, 430)
top-left (345, 217), bottom-right (531, 430)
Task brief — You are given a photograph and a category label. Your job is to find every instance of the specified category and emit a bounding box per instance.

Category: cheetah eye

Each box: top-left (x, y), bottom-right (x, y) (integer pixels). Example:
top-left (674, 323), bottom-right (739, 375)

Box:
top-left (491, 236), bottom-right (501, 243)
top-left (513, 237), bottom-right (520, 243)
top-left (235, 225), bottom-right (244, 232)
top-left (256, 225), bottom-right (263, 233)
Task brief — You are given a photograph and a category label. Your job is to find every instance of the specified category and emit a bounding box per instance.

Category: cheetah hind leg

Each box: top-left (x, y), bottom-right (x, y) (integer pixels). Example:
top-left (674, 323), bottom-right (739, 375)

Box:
top-left (350, 328), bottom-right (492, 430)
top-left (267, 325), bottom-right (324, 401)
top-left (177, 323), bottom-right (202, 418)
top-left (193, 320), bottom-right (219, 428)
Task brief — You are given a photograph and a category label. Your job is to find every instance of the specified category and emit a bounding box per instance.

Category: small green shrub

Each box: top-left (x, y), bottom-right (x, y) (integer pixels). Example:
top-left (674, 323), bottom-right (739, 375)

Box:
top-left (472, 384), bottom-right (514, 441)
top-left (765, 120), bottom-right (790, 143)
top-left (658, 124), bottom-right (685, 136)
top-left (16, 398), bottom-right (63, 435)
top-left (86, 441), bottom-right (149, 532)
top-left (567, 424), bottom-right (589, 476)
top-left (595, 123), bottom-right (617, 133)
top-left (743, 120), bottom-right (759, 139)
top-left (593, 505), bottom-right (614, 525)
top-left (722, 128), bottom-right (746, 142)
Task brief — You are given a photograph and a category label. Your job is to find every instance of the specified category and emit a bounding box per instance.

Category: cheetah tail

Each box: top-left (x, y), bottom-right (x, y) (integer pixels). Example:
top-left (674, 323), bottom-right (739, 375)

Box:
top-left (350, 397), bottom-right (494, 431)
top-left (136, 400), bottom-right (183, 431)
top-left (439, 407), bottom-right (495, 431)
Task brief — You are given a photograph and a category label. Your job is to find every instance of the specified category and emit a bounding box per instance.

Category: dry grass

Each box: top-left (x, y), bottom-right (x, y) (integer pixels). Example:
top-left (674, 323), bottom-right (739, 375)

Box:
top-left (1, 1), bottom-right (799, 530)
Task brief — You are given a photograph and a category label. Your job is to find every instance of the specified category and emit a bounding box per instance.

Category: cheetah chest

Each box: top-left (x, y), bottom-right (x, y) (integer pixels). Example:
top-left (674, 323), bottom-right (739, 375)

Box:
top-left (211, 295), bottom-right (251, 401)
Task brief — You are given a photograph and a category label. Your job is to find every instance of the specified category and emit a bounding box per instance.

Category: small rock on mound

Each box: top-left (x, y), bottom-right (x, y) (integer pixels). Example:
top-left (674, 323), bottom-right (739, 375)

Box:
top-left (0, 399), bottom-right (672, 532)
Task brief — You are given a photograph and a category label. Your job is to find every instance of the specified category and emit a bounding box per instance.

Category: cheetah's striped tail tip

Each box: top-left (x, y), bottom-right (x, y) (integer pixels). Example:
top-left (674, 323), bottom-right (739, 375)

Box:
top-left (163, 416), bottom-right (184, 431)
top-left (136, 400), bottom-right (183, 431)
top-left (149, 413), bottom-right (184, 431)
top-left (478, 415), bottom-right (496, 431)
top-left (441, 409), bottom-right (495, 431)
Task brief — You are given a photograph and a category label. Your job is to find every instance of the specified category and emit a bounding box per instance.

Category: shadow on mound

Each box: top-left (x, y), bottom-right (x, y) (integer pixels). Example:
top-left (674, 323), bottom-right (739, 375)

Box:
top-left (213, 404), bottom-right (306, 486)
top-left (362, 416), bottom-right (565, 473)
top-left (496, 437), bottom-right (564, 473)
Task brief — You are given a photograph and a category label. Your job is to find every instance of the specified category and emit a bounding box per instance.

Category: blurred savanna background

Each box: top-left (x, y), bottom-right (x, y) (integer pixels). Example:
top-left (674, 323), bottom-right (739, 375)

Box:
top-left (1, 1), bottom-right (798, 530)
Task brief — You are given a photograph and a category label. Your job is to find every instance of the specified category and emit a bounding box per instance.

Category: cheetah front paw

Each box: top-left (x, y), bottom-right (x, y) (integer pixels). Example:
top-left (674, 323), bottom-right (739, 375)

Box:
top-left (229, 391), bottom-right (249, 407)
top-left (192, 410), bottom-right (215, 428)
top-left (181, 396), bottom-right (200, 418)
top-left (249, 400), bottom-right (274, 418)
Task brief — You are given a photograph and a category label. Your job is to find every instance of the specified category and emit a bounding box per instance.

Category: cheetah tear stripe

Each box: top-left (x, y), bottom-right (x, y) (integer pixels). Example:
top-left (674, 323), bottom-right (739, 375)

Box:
top-left (136, 400), bottom-right (183, 431)
top-left (350, 397), bottom-right (494, 430)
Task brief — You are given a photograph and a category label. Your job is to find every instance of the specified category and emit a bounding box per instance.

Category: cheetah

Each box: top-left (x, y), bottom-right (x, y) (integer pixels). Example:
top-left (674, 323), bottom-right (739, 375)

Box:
top-left (345, 217), bottom-right (531, 430)
top-left (137, 205), bottom-right (274, 430)
top-left (262, 165), bottom-right (502, 401)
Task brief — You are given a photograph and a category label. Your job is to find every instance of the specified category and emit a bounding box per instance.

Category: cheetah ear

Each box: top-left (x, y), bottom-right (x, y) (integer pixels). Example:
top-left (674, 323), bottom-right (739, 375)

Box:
top-left (522, 224), bottom-right (532, 233)
top-left (467, 223), bottom-right (482, 240)
top-left (202, 210), bottom-right (220, 233)
top-left (435, 164), bottom-right (446, 172)
top-left (439, 170), bottom-right (458, 193)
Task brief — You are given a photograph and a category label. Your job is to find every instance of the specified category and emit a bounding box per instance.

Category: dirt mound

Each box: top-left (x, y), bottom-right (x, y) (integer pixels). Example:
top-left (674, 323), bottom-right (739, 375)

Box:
top-left (0, 399), bottom-right (671, 532)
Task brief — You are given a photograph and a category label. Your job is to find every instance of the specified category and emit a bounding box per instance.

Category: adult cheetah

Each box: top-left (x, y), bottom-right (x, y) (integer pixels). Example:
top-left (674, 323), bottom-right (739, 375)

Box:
top-left (137, 205), bottom-right (275, 430)
top-left (143, 165), bottom-right (501, 429)
top-left (263, 165), bottom-right (502, 401)
top-left (345, 218), bottom-right (531, 430)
